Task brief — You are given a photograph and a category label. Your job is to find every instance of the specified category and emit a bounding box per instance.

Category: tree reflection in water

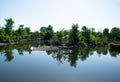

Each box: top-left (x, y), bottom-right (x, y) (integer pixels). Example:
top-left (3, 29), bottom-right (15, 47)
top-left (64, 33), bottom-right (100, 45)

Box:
top-left (0, 45), bottom-right (14, 62)
top-left (0, 44), bottom-right (120, 67)
top-left (109, 47), bottom-right (120, 57)
top-left (45, 47), bottom-right (101, 67)
top-left (0, 44), bottom-right (30, 62)
top-left (46, 46), bottom-right (119, 68)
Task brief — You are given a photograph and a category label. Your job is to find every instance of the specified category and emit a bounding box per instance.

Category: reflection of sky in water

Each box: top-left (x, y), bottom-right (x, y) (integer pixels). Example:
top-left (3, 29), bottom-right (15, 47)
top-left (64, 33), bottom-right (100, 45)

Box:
top-left (0, 48), bottom-right (120, 82)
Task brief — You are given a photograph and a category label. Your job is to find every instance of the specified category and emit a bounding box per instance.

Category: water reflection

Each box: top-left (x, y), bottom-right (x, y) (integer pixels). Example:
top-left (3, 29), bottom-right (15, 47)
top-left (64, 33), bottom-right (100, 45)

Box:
top-left (0, 44), bottom-right (120, 67)
top-left (109, 47), bottom-right (120, 57)
top-left (46, 46), bottom-right (109, 67)
top-left (0, 45), bottom-right (14, 62)
top-left (0, 44), bottom-right (29, 62)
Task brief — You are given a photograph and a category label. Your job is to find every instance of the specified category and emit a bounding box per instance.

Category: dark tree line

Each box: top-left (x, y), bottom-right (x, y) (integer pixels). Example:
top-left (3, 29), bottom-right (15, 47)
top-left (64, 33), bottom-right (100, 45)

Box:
top-left (0, 18), bottom-right (120, 46)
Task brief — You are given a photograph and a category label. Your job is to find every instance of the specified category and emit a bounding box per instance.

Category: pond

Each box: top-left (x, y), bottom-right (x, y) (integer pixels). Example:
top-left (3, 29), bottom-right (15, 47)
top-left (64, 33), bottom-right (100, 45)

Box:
top-left (0, 43), bottom-right (120, 82)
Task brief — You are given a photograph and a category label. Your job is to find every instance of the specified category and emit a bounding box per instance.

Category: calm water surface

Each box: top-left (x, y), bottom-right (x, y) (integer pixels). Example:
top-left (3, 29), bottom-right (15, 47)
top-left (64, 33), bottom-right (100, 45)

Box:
top-left (0, 44), bottom-right (120, 82)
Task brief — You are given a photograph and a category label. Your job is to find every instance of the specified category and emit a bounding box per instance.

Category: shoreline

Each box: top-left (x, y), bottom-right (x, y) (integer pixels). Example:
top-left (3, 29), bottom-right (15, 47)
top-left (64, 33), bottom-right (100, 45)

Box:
top-left (0, 42), bottom-right (20, 46)
top-left (1, 41), bottom-right (120, 49)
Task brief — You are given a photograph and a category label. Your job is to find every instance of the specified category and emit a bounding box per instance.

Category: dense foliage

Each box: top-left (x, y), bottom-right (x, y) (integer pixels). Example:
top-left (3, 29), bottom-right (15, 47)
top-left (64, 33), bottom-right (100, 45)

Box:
top-left (0, 18), bottom-right (120, 46)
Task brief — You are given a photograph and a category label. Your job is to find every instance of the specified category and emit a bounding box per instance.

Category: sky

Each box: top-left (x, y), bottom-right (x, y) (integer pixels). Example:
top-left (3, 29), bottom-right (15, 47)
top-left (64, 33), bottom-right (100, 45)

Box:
top-left (0, 0), bottom-right (120, 32)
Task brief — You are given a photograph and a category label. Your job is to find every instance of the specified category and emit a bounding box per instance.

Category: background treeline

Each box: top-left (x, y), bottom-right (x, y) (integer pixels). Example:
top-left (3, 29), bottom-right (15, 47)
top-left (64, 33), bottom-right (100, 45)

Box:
top-left (0, 18), bottom-right (120, 46)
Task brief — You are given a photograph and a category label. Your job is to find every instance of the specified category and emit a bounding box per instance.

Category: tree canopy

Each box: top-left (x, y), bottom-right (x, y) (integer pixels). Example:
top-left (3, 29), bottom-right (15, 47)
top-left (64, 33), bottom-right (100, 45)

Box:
top-left (0, 18), bottom-right (120, 46)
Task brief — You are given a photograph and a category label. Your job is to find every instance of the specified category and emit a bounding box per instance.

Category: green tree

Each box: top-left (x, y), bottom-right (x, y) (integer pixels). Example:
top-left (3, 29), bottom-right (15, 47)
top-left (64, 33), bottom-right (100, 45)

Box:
top-left (25, 27), bottom-right (31, 35)
top-left (40, 25), bottom-right (54, 40)
top-left (81, 26), bottom-right (90, 44)
top-left (110, 27), bottom-right (120, 40)
top-left (69, 24), bottom-right (79, 44)
top-left (50, 32), bottom-right (59, 45)
top-left (31, 31), bottom-right (40, 40)
top-left (4, 18), bottom-right (14, 36)
top-left (0, 26), bottom-right (5, 35)
top-left (17, 25), bottom-right (27, 38)
top-left (95, 32), bottom-right (107, 45)
top-left (17, 25), bottom-right (24, 36)
top-left (46, 25), bottom-right (54, 40)
top-left (40, 27), bottom-right (47, 40)
top-left (0, 27), bottom-right (5, 42)
top-left (103, 28), bottom-right (109, 36)
top-left (55, 30), bottom-right (64, 45)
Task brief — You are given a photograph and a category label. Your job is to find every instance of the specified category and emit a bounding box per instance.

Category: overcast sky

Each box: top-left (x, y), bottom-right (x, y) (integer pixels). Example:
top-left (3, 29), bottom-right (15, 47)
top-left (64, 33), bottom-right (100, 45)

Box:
top-left (0, 0), bottom-right (120, 31)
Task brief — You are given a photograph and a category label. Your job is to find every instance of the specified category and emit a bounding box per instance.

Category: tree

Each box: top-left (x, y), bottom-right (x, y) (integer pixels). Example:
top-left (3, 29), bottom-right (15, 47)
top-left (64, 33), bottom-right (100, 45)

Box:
top-left (0, 27), bottom-right (5, 41)
top-left (0, 26), bottom-right (5, 35)
top-left (103, 28), bottom-right (109, 36)
top-left (54, 30), bottom-right (64, 45)
top-left (40, 25), bottom-right (54, 40)
top-left (69, 24), bottom-right (79, 44)
top-left (46, 25), bottom-right (54, 40)
top-left (17, 25), bottom-right (24, 36)
top-left (110, 27), bottom-right (120, 40)
top-left (25, 27), bottom-right (31, 35)
top-left (40, 27), bottom-right (47, 40)
top-left (50, 32), bottom-right (59, 45)
top-left (4, 18), bottom-right (14, 36)
top-left (81, 26), bottom-right (90, 44)
top-left (31, 31), bottom-right (40, 40)
top-left (17, 25), bottom-right (27, 38)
